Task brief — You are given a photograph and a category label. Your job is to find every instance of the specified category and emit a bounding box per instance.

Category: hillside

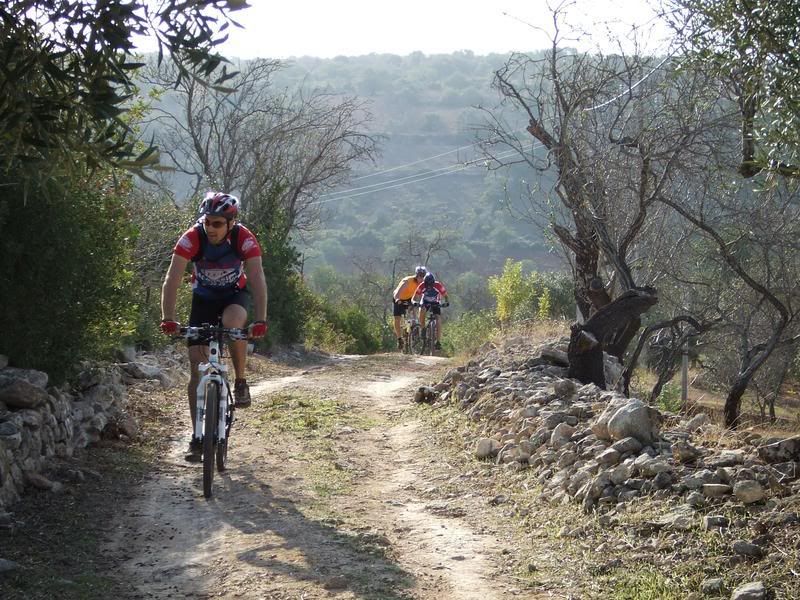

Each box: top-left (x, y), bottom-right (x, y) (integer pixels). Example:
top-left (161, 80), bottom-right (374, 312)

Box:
top-left (274, 52), bottom-right (562, 279)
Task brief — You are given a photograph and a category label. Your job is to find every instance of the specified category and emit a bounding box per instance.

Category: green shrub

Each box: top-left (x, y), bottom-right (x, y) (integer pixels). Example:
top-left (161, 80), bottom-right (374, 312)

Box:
top-left (488, 259), bottom-right (530, 324)
top-left (303, 298), bottom-right (382, 354)
top-left (443, 310), bottom-right (498, 356)
top-left (488, 260), bottom-right (574, 326)
top-left (0, 177), bottom-right (138, 382)
top-left (303, 313), bottom-right (355, 353)
top-left (656, 382), bottom-right (682, 413)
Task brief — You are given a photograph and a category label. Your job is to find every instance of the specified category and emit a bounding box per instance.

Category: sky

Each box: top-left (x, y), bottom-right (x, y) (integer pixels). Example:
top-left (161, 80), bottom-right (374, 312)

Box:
top-left (177, 0), bottom-right (672, 60)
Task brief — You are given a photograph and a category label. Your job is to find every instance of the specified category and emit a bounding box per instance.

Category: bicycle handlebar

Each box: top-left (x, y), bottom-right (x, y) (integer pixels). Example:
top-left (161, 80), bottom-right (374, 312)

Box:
top-left (176, 324), bottom-right (249, 341)
top-left (412, 301), bottom-right (449, 308)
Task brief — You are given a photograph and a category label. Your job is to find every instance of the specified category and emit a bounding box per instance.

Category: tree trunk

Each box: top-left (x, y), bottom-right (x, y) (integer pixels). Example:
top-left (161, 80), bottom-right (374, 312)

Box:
top-left (567, 326), bottom-right (605, 387)
top-left (606, 317), bottom-right (641, 361)
top-left (724, 376), bottom-right (749, 428)
top-left (551, 224), bottom-right (599, 324)
top-left (567, 288), bottom-right (658, 388)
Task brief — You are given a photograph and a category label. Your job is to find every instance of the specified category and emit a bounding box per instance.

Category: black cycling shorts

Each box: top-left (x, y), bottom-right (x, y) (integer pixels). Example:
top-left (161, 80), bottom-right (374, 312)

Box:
top-left (187, 289), bottom-right (251, 346)
top-left (421, 302), bottom-right (441, 316)
top-left (393, 300), bottom-right (412, 317)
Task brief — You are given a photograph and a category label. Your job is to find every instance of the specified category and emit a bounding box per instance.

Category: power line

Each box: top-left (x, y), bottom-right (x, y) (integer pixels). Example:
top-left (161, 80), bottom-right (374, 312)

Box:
top-left (583, 53), bottom-right (674, 111)
top-left (351, 142), bottom-right (481, 181)
top-left (313, 144), bottom-right (541, 206)
top-left (312, 164), bottom-right (475, 205)
top-left (322, 160), bottom-right (483, 198)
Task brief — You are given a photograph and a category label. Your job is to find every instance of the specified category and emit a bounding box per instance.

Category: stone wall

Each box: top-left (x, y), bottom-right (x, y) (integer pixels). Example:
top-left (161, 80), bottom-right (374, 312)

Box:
top-left (0, 353), bottom-right (165, 510)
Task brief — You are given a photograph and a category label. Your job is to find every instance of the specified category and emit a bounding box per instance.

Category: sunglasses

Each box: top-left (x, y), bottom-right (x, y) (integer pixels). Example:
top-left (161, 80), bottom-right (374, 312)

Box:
top-left (203, 218), bottom-right (229, 229)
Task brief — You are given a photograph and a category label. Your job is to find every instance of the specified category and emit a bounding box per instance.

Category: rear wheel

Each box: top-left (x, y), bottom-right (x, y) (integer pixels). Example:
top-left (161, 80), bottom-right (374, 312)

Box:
top-left (217, 391), bottom-right (233, 472)
top-left (203, 383), bottom-right (219, 498)
top-left (216, 438), bottom-right (227, 472)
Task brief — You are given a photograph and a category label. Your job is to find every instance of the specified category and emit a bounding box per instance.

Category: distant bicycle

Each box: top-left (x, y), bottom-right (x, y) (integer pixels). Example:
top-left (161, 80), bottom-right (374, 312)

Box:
top-left (399, 301), bottom-right (423, 354)
top-left (176, 323), bottom-right (248, 498)
top-left (415, 300), bottom-right (448, 356)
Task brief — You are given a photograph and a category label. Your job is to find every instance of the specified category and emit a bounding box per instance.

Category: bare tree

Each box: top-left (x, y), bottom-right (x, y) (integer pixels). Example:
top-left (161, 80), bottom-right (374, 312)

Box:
top-left (476, 6), bottom-right (731, 386)
top-left (141, 58), bottom-right (381, 240)
top-left (395, 225), bottom-right (458, 273)
top-left (655, 173), bottom-right (800, 426)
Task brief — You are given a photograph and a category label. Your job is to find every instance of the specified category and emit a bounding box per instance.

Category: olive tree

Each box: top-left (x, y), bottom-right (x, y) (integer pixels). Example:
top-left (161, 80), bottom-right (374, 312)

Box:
top-left (0, 0), bottom-right (246, 191)
top-left (665, 0), bottom-right (800, 178)
top-left (476, 7), bottom-right (731, 388)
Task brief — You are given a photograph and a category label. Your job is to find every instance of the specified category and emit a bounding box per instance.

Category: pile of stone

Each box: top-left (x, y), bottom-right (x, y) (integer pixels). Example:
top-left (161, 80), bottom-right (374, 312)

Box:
top-left (0, 351), bottom-right (178, 511)
top-left (424, 336), bottom-right (799, 597)
top-left (427, 336), bottom-right (800, 514)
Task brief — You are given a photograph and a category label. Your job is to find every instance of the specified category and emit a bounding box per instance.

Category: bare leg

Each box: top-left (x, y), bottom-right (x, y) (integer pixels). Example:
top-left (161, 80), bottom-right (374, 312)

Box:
top-left (393, 315), bottom-right (403, 339)
top-left (222, 304), bottom-right (248, 380)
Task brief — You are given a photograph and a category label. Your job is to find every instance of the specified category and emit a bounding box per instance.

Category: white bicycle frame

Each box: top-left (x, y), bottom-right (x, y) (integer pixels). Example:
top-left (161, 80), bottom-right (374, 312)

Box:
top-left (192, 335), bottom-right (231, 445)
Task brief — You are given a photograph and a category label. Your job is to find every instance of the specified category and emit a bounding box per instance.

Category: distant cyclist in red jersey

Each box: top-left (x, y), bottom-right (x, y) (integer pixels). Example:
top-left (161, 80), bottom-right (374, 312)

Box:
top-left (160, 191), bottom-right (268, 462)
top-left (412, 272), bottom-right (449, 351)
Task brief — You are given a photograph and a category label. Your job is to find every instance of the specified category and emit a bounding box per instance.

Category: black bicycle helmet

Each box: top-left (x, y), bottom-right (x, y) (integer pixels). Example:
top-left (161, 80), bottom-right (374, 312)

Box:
top-left (424, 273), bottom-right (435, 286)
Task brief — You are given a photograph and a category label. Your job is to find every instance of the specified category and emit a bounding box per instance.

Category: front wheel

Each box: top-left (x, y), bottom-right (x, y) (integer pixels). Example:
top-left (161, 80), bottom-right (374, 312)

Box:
top-left (428, 320), bottom-right (437, 356)
top-left (203, 382), bottom-right (219, 498)
top-left (409, 326), bottom-right (423, 354)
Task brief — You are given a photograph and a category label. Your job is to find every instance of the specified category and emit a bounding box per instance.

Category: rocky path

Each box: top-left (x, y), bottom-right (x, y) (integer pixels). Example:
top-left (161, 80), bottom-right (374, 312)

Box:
top-left (102, 353), bottom-right (529, 599)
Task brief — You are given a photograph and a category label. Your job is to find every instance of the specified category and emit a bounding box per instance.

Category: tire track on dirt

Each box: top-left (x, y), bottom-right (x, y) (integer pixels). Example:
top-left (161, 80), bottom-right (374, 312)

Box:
top-left (103, 353), bottom-right (517, 599)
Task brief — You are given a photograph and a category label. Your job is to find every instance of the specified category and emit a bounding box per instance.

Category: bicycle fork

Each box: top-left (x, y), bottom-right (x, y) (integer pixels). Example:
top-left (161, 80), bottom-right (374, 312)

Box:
top-left (195, 368), bottom-right (231, 443)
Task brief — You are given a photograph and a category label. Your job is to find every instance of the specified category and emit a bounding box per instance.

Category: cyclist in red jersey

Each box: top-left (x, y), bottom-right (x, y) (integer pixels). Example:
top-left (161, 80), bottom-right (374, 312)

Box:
top-left (160, 191), bottom-right (268, 461)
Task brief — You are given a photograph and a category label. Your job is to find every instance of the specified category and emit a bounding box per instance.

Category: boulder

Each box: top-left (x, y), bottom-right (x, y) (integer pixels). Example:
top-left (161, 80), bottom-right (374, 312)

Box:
top-left (757, 436), bottom-right (800, 463)
top-left (0, 379), bottom-right (49, 410)
top-left (606, 399), bottom-right (662, 445)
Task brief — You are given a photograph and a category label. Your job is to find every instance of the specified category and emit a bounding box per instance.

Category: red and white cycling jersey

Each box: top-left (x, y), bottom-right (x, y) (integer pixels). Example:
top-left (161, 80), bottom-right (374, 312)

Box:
top-left (413, 281), bottom-right (447, 304)
top-left (173, 224), bottom-right (261, 298)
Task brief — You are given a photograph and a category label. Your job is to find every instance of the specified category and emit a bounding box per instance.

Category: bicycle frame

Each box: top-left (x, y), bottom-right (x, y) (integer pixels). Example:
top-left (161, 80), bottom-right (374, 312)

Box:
top-left (416, 300), bottom-right (446, 354)
top-left (181, 325), bottom-right (245, 446)
top-left (194, 336), bottom-right (231, 445)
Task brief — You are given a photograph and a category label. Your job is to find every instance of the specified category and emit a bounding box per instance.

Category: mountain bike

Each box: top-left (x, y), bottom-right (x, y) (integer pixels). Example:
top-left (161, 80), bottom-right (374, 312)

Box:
top-left (399, 301), bottom-right (423, 354)
top-left (178, 323), bottom-right (248, 498)
top-left (417, 301), bottom-right (448, 356)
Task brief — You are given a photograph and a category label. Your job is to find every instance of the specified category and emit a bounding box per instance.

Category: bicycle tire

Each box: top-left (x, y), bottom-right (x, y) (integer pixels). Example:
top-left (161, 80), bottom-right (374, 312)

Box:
top-left (217, 388), bottom-right (232, 472)
top-left (410, 326), bottom-right (422, 354)
top-left (203, 382), bottom-right (219, 498)
top-left (429, 320), bottom-right (436, 356)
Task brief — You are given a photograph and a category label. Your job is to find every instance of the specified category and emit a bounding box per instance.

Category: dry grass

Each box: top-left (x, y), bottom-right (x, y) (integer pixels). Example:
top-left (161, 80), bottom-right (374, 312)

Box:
top-left (630, 366), bottom-right (800, 437)
top-left (494, 318), bottom-right (571, 344)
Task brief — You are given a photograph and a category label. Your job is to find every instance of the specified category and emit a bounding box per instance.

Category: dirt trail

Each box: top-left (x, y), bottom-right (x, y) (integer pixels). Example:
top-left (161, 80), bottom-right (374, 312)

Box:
top-left (103, 353), bottom-right (520, 599)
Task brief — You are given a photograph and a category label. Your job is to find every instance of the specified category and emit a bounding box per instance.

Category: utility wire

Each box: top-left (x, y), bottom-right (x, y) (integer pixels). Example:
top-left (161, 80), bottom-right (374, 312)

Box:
top-left (313, 143), bottom-right (541, 206)
top-left (351, 142), bottom-right (482, 181)
top-left (583, 54), bottom-right (674, 111)
top-left (322, 160), bottom-right (484, 198)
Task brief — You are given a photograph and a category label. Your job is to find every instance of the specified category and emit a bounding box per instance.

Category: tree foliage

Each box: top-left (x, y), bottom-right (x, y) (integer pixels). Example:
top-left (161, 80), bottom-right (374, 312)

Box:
top-left (0, 173), bottom-right (138, 381)
top-left (0, 0), bottom-right (246, 192)
top-left (667, 0), bottom-right (800, 177)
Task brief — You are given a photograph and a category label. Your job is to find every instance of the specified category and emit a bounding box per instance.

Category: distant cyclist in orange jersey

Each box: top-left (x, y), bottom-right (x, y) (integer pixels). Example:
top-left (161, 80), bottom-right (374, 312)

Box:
top-left (391, 266), bottom-right (427, 350)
